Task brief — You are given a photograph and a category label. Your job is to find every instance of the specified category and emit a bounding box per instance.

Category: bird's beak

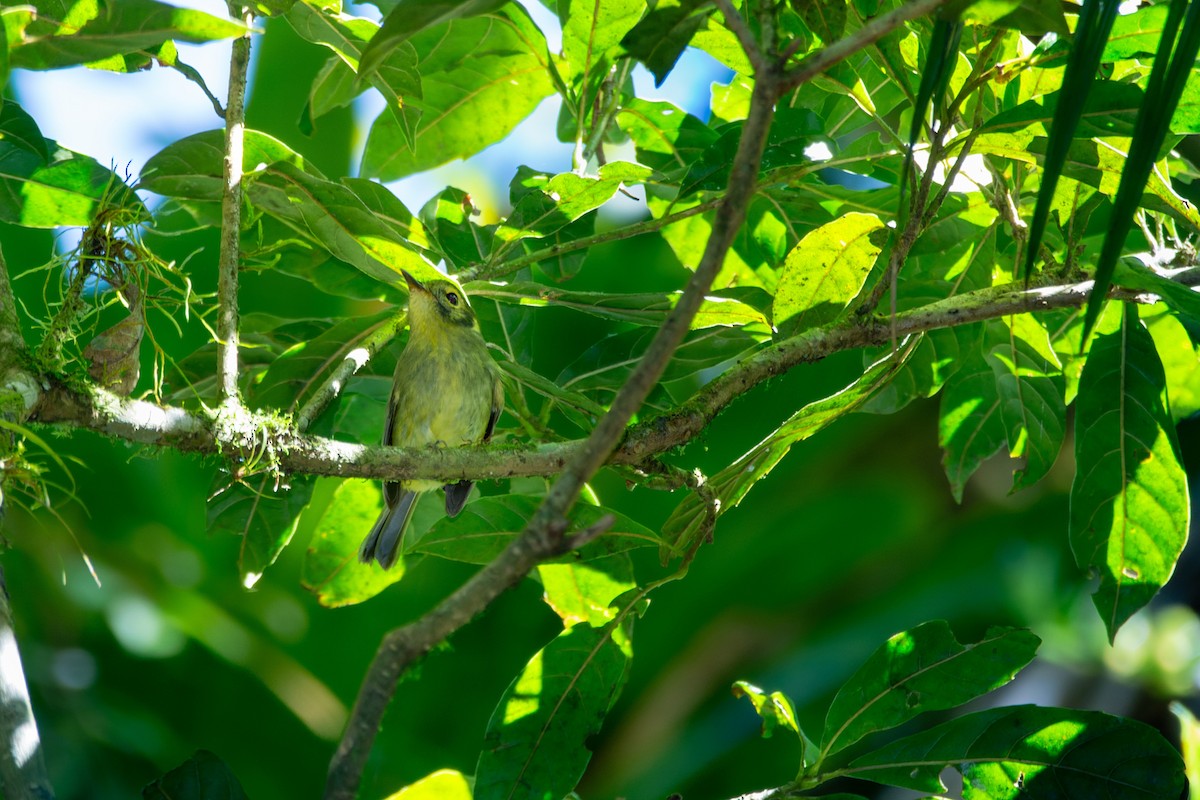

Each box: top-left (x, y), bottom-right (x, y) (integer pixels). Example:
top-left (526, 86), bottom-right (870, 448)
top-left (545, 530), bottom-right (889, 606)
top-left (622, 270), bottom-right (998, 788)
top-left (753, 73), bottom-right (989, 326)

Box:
top-left (401, 269), bottom-right (429, 295)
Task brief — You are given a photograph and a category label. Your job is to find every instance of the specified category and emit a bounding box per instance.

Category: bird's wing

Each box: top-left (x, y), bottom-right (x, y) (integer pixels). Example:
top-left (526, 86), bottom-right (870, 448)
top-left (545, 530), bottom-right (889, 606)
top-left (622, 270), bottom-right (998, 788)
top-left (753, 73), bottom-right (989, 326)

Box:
top-left (483, 373), bottom-right (504, 443)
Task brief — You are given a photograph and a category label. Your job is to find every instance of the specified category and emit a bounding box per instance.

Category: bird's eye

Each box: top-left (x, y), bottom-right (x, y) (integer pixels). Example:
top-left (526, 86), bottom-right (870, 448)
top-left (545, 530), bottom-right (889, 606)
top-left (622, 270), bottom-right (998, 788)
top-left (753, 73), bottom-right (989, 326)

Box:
top-left (446, 292), bottom-right (460, 306)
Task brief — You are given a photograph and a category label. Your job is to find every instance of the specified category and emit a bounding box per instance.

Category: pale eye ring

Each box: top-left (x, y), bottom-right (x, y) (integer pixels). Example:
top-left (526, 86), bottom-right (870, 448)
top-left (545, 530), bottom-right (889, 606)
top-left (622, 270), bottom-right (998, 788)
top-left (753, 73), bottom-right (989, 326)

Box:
top-left (446, 291), bottom-right (460, 306)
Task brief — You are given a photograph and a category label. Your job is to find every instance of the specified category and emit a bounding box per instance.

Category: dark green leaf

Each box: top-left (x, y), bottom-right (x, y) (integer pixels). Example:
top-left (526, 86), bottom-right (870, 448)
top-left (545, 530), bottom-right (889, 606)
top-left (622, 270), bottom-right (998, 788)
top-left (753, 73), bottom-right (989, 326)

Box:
top-left (208, 474), bottom-right (315, 586)
top-left (620, 0), bottom-right (711, 87)
top-left (663, 342), bottom-right (914, 551)
top-left (680, 108), bottom-right (824, 197)
top-left (985, 316), bottom-right (1066, 491)
top-left (142, 750), bottom-right (249, 800)
top-left (0, 100), bottom-right (49, 161)
top-left (844, 705), bottom-right (1183, 798)
top-left (475, 622), bottom-right (631, 800)
top-left (616, 98), bottom-right (718, 179)
top-left (1113, 259), bottom-right (1200, 321)
top-left (820, 622), bottom-right (1040, 759)
top-left (412, 494), bottom-right (662, 565)
top-left (939, 351), bottom-right (1006, 503)
top-left (1069, 305), bottom-right (1188, 641)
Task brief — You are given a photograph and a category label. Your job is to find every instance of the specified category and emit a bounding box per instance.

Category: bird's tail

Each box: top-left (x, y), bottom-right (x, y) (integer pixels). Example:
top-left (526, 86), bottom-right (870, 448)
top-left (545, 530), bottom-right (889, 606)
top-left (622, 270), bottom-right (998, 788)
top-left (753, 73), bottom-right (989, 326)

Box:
top-left (359, 490), bottom-right (418, 570)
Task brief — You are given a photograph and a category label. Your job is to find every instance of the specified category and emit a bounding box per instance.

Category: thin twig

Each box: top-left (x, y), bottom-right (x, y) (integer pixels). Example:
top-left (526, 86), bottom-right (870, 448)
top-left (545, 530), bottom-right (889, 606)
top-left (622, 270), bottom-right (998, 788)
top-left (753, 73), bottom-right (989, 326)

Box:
top-left (458, 198), bottom-right (722, 283)
top-left (782, 0), bottom-right (954, 92)
top-left (25, 270), bottom-right (1200, 485)
top-left (293, 312), bottom-right (407, 433)
top-left (216, 4), bottom-right (253, 404)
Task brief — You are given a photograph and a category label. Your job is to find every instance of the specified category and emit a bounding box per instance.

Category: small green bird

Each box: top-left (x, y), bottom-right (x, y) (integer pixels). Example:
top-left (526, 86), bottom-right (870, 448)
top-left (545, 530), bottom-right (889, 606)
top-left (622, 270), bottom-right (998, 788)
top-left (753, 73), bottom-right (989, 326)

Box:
top-left (359, 270), bottom-right (504, 570)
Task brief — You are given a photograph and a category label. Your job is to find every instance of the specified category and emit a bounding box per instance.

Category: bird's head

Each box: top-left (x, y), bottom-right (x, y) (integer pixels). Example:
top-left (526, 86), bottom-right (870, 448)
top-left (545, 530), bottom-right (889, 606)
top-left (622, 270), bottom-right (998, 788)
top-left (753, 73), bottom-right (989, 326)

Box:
top-left (402, 270), bottom-right (478, 340)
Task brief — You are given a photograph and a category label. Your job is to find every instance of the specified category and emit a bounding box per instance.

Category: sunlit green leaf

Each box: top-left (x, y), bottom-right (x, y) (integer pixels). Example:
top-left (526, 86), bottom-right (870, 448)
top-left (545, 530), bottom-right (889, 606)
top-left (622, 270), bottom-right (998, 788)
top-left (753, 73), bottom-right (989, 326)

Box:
top-left (0, 141), bottom-right (143, 227)
top-left (475, 622), bottom-right (631, 800)
top-left (384, 769), bottom-right (473, 800)
top-left (539, 553), bottom-right (637, 627)
top-left (939, 350), bottom-right (1005, 503)
top-left (821, 622), bottom-right (1040, 759)
top-left (1069, 305), bottom-right (1189, 641)
top-left (141, 129), bottom-right (309, 201)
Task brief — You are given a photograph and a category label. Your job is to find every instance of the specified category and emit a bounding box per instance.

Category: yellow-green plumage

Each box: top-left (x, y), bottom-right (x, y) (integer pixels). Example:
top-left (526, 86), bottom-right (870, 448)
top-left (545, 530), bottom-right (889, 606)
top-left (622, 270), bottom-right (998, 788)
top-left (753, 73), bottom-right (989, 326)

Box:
top-left (359, 270), bottom-right (503, 570)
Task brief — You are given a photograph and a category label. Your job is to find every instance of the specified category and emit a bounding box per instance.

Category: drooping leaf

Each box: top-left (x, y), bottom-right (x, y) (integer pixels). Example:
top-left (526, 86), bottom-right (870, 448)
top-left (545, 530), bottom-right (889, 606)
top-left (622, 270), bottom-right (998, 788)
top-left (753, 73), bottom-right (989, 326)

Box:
top-left (1069, 304), bottom-right (1188, 641)
top-left (772, 212), bottom-right (886, 336)
top-left (539, 553), bottom-right (637, 627)
top-left (662, 342), bottom-right (914, 551)
top-left (984, 316), bottom-right (1066, 491)
top-left (142, 750), bottom-right (249, 800)
top-left (820, 622), bottom-right (1040, 759)
top-left (301, 478), bottom-right (407, 608)
top-left (0, 100), bottom-right (50, 161)
top-left (732, 681), bottom-right (806, 743)
top-left (620, 0), bottom-right (711, 87)
top-left (843, 705), bottom-right (1183, 798)
top-left (474, 622), bottom-right (631, 800)
top-left (938, 350), bottom-right (1006, 503)
top-left (249, 161), bottom-right (435, 289)
top-left (207, 473), bottom-right (315, 587)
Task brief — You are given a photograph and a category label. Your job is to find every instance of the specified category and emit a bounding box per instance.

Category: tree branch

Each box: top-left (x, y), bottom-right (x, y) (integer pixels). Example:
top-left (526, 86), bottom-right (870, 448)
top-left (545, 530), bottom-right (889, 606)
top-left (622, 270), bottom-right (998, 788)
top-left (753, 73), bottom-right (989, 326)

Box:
top-left (782, 0), bottom-right (954, 91)
top-left (216, 4), bottom-right (253, 405)
top-left (25, 271), bottom-right (1200, 485)
top-left (0, 567), bottom-right (55, 800)
top-left (323, 41), bottom-right (789, 800)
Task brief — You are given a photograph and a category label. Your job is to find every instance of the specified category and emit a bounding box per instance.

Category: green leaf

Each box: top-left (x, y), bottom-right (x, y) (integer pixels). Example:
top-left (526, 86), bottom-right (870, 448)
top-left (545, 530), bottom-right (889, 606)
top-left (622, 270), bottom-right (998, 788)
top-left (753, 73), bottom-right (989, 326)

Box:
top-left (0, 100), bottom-right (49, 161)
top-left (284, 4), bottom-right (422, 148)
top-left (475, 622), bottom-right (631, 800)
top-left (820, 622), bottom-right (1040, 760)
top-left (412, 494), bottom-right (662, 565)
top-left (680, 108), bottom-right (824, 197)
top-left (1083, 0), bottom-right (1200, 342)
top-left (732, 681), bottom-right (805, 741)
top-left (620, 0), bottom-right (711, 87)
top-left (559, 0), bottom-right (644, 84)
top-left (361, 8), bottom-right (555, 181)
top-left (12, 0), bottom-right (251, 70)
top-left (796, 0), bottom-right (846, 43)
top-left (301, 478), bottom-right (407, 608)
top-left (939, 350), bottom-right (1006, 503)
top-left (1172, 702), bottom-right (1200, 797)
top-left (249, 161), bottom-right (435, 290)
top-left (385, 769), bottom-right (473, 800)
top-left (1069, 305), bottom-right (1189, 641)
top-left (844, 705), bottom-right (1184, 798)
top-left (663, 342), bottom-right (914, 551)
top-left (358, 0), bottom-right (508, 83)
top-left (616, 98), bottom-right (718, 179)
top-left (1113, 259), bottom-right (1200, 321)
top-left (984, 316), bottom-right (1066, 491)
top-left (0, 141), bottom-right (143, 227)
top-left (142, 750), bottom-right (249, 800)
top-left (772, 212), bottom-right (886, 335)
top-left (539, 553), bottom-right (637, 627)
top-left (207, 474), bottom-right (315, 587)
top-left (492, 162), bottom-right (651, 249)
top-left (140, 129), bottom-right (309, 201)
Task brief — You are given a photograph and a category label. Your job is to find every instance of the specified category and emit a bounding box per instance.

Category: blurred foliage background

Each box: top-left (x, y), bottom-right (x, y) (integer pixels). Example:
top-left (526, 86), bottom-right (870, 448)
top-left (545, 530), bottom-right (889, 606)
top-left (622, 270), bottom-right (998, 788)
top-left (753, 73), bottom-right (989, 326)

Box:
top-left (3, 6), bottom-right (1200, 800)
